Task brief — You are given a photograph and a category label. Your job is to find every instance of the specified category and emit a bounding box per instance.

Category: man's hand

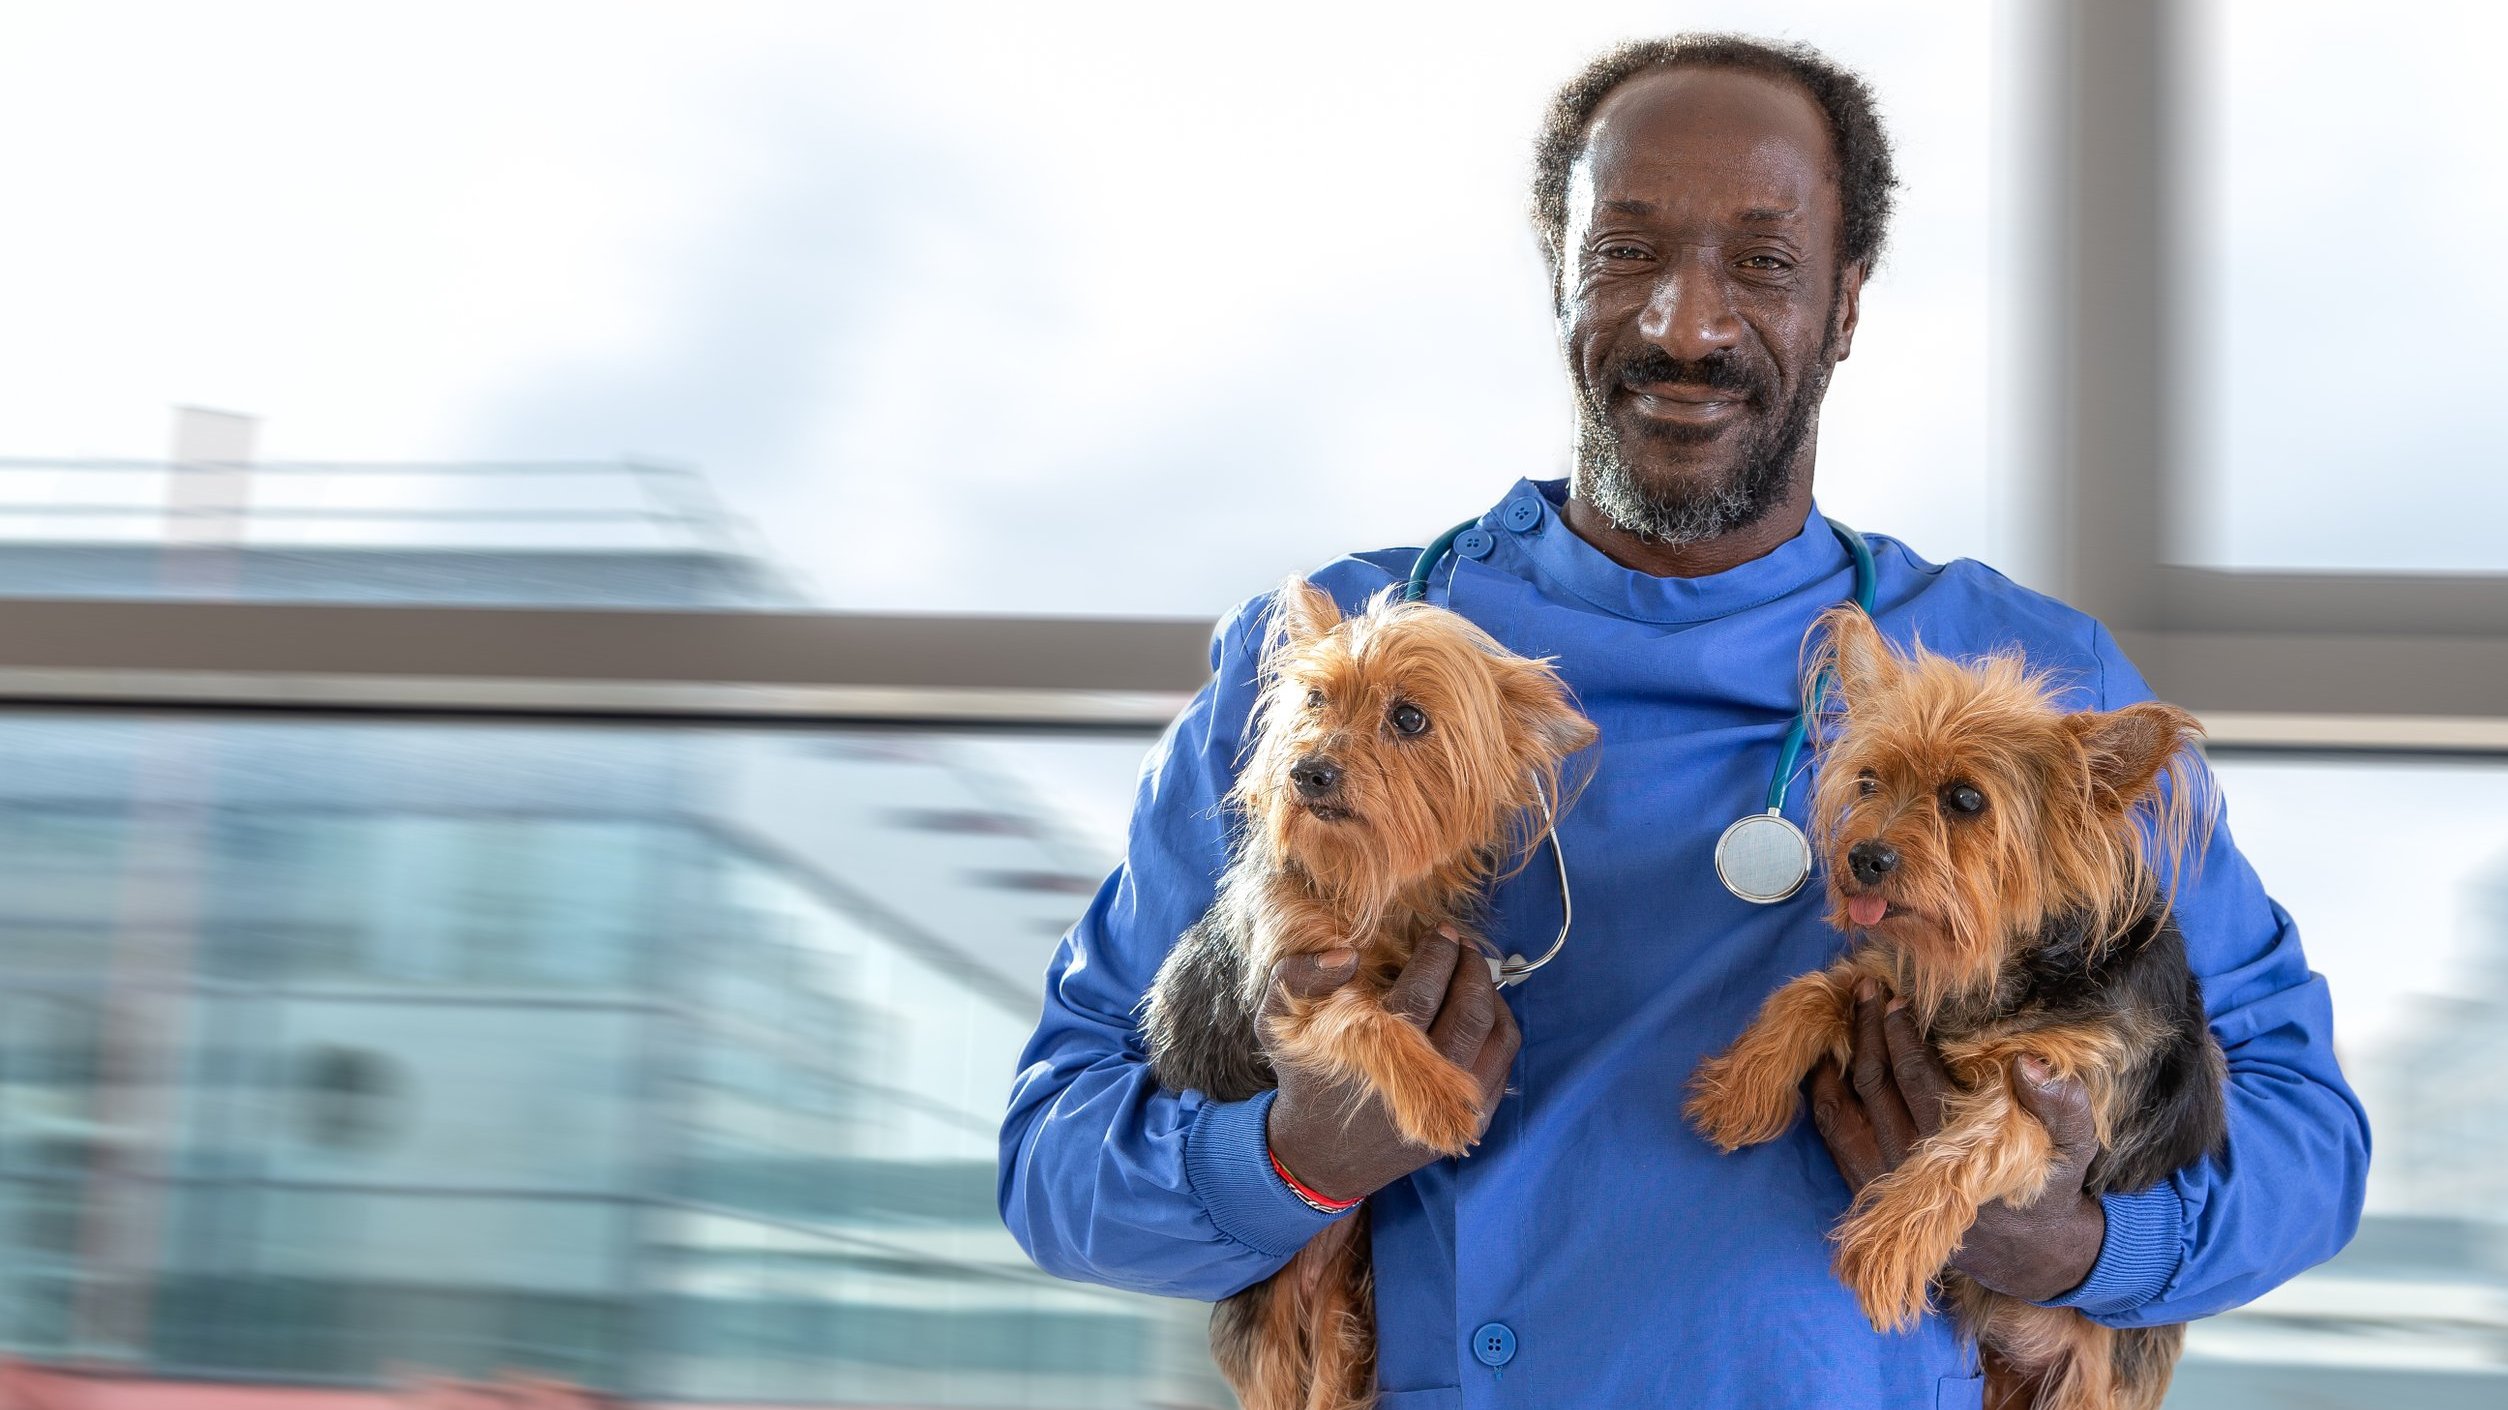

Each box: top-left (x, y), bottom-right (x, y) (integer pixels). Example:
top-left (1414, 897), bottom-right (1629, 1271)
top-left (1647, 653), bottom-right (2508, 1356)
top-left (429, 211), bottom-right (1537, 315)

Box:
top-left (1261, 931), bottom-right (1520, 1204)
top-left (1806, 979), bottom-right (2107, 1303)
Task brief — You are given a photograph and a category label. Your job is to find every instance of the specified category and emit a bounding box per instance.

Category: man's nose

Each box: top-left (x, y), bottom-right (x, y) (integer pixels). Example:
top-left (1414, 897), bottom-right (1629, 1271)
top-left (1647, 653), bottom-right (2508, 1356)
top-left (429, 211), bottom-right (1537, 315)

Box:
top-left (1291, 756), bottom-right (1342, 799)
top-left (1848, 840), bottom-right (1899, 885)
top-left (1636, 257), bottom-right (1743, 361)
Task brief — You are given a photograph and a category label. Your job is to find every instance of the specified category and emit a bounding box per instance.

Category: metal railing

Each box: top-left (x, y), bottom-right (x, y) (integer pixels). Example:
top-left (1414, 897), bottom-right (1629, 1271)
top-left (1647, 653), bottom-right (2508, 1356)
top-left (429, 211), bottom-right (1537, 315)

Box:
top-left (0, 458), bottom-right (755, 555)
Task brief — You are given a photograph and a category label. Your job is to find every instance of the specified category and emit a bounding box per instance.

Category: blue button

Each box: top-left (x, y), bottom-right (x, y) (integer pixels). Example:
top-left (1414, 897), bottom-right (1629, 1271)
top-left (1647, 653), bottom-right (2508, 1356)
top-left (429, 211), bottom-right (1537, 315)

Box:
top-left (1502, 496), bottom-right (1543, 532)
top-left (1455, 528), bottom-right (1495, 560)
top-left (1471, 1321), bottom-right (1515, 1367)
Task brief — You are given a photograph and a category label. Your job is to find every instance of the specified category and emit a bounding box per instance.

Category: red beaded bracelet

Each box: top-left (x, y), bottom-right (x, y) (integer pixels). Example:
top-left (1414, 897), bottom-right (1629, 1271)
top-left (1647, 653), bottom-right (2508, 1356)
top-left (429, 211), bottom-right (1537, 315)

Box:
top-left (1269, 1147), bottom-right (1361, 1214)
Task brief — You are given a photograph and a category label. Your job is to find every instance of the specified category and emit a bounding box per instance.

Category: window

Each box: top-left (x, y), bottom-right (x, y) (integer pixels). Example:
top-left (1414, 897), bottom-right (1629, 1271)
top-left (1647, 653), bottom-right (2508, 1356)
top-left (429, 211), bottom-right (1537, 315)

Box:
top-left (2179, 0), bottom-right (2508, 572)
top-left (2186, 753), bottom-right (2508, 1395)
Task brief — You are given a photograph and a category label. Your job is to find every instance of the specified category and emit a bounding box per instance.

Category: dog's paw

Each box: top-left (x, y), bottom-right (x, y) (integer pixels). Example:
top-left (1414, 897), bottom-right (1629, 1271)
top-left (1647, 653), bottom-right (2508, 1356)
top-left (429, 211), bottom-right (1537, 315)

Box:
top-left (1684, 1054), bottom-right (1800, 1151)
top-left (1381, 1053), bottom-right (1491, 1157)
top-left (1831, 1207), bottom-right (1939, 1335)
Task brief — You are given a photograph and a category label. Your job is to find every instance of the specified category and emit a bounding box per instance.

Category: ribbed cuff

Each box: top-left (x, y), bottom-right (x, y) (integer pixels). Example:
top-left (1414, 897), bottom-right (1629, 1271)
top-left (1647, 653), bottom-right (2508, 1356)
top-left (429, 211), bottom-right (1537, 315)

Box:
top-left (2038, 1183), bottom-right (2186, 1316)
top-left (1183, 1089), bottom-right (1352, 1259)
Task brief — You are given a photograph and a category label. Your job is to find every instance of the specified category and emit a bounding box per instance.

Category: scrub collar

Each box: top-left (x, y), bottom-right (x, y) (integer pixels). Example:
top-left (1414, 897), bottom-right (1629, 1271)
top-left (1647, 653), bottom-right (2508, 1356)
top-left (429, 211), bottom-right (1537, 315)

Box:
top-left (1485, 478), bottom-right (1853, 626)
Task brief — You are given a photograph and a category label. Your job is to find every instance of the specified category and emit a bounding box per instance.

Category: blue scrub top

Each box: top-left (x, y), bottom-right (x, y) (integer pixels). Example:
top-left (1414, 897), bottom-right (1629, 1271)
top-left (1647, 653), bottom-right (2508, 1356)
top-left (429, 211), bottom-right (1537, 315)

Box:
top-left (999, 479), bottom-right (2368, 1410)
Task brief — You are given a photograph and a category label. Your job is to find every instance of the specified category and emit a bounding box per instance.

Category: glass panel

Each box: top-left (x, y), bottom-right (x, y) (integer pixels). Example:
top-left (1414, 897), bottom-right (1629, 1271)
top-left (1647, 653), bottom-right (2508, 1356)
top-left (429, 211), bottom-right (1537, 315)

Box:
top-left (2175, 755), bottom-right (2508, 1407)
top-left (0, 710), bottom-right (1207, 1406)
top-left (0, 3), bottom-right (2008, 613)
top-left (2181, 0), bottom-right (2508, 572)
top-left (153, 1192), bottom-right (634, 1384)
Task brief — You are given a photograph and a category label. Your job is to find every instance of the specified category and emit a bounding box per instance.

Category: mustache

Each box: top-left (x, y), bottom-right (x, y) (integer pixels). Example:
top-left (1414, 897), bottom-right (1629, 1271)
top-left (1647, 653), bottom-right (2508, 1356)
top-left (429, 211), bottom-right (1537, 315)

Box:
top-left (1608, 347), bottom-right (1769, 402)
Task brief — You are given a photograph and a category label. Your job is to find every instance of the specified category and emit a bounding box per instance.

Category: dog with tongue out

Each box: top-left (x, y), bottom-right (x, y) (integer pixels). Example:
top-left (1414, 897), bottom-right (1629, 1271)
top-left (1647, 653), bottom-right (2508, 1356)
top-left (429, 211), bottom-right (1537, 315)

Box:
top-left (1682, 606), bottom-right (2229, 1410)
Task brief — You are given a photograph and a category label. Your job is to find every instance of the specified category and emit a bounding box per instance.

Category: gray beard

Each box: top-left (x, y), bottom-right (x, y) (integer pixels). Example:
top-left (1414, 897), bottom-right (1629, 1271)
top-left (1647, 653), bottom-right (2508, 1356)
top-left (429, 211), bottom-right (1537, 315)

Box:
top-left (1569, 357), bottom-right (1833, 548)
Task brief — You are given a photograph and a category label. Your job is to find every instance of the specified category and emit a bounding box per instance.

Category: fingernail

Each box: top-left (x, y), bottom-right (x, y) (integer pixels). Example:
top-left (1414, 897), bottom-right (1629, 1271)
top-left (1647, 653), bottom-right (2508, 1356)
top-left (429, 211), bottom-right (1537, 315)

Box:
top-left (1885, 997), bottom-right (1907, 1015)
top-left (1856, 978), bottom-right (1877, 1001)
top-left (1318, 948), bottom-right (1356, 971)
top-left (1436, 924), bottom-right (1460, 941)
top-left (2019, 1056), bottom-right (2049, 1083)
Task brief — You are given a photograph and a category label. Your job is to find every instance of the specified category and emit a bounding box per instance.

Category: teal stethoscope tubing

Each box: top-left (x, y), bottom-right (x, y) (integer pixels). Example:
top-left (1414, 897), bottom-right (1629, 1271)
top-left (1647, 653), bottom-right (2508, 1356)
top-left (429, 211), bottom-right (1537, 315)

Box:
top-left (1403, 512), bottom-right (1876, 820)
top-left (1768, 517), bottom-right (1878, 811)
top-left (1401, 510), bottom-right (1879, 940)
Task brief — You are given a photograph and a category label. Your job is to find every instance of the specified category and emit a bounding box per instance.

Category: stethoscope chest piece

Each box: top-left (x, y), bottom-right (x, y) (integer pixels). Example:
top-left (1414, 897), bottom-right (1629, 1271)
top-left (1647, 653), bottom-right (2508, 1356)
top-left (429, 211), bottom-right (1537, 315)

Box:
top-left (1403, 509), bottom-right (1874, 926)
top-left (1710, 514), bottom-right (1876, 906)
top-left (1715, 808), bottom-right (1814, 905)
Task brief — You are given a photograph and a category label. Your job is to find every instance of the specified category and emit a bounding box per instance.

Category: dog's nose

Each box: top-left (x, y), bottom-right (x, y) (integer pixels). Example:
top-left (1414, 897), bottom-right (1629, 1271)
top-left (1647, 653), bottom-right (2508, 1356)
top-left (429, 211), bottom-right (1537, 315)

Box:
top-left (1848, 841), bottom-right (1900, 885)
top-left (1290, 757), bottom-right (1342, 799)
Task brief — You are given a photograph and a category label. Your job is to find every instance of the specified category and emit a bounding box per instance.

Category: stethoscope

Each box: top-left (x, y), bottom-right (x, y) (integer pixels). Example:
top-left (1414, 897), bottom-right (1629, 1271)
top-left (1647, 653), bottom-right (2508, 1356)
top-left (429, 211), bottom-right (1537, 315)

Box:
top-left (1399, 510), bottom-right (1877, 985)
top-left (1712, 517), bottom-right (1877, 904)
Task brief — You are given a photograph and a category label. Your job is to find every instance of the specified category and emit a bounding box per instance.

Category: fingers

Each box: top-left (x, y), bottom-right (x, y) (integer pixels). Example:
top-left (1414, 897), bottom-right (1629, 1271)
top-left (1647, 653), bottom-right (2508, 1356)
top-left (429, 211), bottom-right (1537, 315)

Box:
top-left (2008, 1056), bottom-right (2101, 1170)
top-left (1427, 933), bottom-right (1500, 1064)
top-left (1467, 1000), bottom-right (1521, 1107)
top-left (1879, 997), bottom-right (1950, 1140)
top-left (1418, 928), bottom-right (1518, 1124)
top-left (1383, 928), bottom-right (1462, 1027)
top-left (1807, 1058), bottom-right (1883, 1194)
top-left (1849, 979), bottom-right (1919, 1165)
top-left (1261, 947), bottom-right (1361, 1020)
top-left (1264, 931), bottom-right (1520, 1134)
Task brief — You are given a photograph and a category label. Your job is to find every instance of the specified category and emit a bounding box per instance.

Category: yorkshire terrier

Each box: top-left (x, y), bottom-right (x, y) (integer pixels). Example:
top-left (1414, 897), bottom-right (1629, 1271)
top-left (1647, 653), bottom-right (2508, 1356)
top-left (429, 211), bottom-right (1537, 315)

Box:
top-left (1142, 579), bottom-right (1596, 1410)
top-left (1685, 607), bottom-right (2226, 1410)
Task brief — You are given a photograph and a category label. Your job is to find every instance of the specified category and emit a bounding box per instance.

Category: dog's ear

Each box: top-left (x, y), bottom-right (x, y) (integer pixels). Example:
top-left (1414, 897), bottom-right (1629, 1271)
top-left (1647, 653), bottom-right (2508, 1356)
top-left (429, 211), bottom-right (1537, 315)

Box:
top-left (1268, 578), bottom-right (1343, 647)
top-left (1816, 606), bottom-right (1896, 710)
top-left (2067, 701), bottom-right (2202, 813)
top-left (1498, 659), bottom-right (1599, 763)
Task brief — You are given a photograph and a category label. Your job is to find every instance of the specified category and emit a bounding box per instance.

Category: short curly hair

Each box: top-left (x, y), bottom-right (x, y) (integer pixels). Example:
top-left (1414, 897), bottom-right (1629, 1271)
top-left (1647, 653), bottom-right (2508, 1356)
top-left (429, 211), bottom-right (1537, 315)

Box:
top-left (1530, 34), bottom-right (1899, 289)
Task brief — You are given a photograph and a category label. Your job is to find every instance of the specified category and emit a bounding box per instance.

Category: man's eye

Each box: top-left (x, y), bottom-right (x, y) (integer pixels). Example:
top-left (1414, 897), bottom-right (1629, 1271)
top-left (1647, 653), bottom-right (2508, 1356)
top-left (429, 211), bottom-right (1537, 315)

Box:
top-left (1597, 243), bottom-right (1650, 262)
top-left (1388, 702), bottom-right (1429, 736)
top-left (1945, 783), bottom-right (1986, 815)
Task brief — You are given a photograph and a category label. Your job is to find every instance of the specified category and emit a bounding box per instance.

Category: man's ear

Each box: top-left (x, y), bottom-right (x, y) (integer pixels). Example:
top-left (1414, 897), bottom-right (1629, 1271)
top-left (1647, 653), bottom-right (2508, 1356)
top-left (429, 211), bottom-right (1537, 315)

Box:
top-left (1830, 260), bottom-right (1867, 363)
top-left (1268, 578), bottom-right (1342, 647)
top-left (1815, 605), bottom-right (1895, 710)
top-left (2067, 702), bottom-right (2203, 814)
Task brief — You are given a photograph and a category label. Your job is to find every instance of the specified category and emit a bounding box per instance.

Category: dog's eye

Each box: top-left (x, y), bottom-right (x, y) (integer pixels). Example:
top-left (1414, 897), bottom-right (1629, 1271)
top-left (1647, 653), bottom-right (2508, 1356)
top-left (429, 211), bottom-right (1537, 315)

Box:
top-left (1305, 688), bottom-right (1325, 710)
top-left (1945, 783), bottom-right (1986, 816)
top-left (1856, 770), bottom-right (1879, 797)
top-left (1387, 702), bottom-right (1429, 736)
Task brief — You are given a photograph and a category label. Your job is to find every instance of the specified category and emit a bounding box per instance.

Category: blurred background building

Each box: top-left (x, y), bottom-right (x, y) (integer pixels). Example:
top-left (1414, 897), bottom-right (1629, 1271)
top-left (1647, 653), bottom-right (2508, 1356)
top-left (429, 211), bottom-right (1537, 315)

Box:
top-left (0, 0), bottom-right (2500, 1407)
top-left (0, 458), bottom-right (1222, 1405)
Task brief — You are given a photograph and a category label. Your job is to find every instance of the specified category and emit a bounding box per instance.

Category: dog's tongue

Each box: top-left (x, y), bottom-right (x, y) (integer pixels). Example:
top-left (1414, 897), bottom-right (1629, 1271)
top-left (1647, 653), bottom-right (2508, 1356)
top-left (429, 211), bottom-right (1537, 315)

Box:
top-left (1847, 894), bottom-right (1889, 928)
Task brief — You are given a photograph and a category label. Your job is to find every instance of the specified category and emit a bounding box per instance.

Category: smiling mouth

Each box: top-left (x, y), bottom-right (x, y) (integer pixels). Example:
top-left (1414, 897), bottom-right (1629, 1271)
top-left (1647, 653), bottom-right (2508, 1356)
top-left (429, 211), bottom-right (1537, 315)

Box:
top-left (1622, 384), bottom-right (1752, 426)
top-left (1840, 891), bottom-right (1896, 929)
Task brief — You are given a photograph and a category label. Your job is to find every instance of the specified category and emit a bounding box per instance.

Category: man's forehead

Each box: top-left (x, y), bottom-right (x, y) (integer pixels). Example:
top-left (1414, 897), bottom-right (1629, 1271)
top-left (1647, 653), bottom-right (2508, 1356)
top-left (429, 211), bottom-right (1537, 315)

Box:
top-left (1572, 66), bottom-right (1837, 227)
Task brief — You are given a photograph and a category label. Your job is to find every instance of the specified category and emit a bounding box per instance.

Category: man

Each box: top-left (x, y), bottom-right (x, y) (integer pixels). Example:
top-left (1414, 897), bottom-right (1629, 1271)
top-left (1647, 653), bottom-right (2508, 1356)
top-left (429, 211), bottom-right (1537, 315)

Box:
top-left (998, 35), bottom-right (2365, 1408)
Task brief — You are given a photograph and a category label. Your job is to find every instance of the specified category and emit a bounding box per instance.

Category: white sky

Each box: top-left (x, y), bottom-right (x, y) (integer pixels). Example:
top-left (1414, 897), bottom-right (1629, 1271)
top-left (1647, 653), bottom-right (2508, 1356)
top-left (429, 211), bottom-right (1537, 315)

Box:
top-left (0, 0), bottom-right (2005, 613)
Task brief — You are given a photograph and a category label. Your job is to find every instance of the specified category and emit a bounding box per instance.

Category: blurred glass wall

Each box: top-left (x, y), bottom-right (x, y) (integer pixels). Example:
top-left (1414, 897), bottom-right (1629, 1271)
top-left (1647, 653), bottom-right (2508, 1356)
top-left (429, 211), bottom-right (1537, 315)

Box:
top-left (2161, 758), bottom-right (2508, 1406)
top-left (0, 710), bottom-right (1214, 1407)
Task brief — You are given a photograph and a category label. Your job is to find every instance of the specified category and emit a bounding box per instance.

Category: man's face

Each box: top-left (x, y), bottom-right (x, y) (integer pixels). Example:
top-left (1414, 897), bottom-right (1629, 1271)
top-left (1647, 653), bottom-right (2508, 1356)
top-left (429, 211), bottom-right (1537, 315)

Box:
top-left (1557, 67), bottom-right (1862, 545)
